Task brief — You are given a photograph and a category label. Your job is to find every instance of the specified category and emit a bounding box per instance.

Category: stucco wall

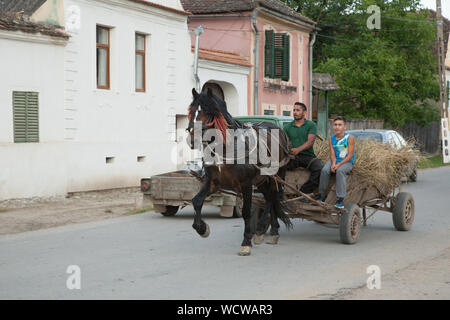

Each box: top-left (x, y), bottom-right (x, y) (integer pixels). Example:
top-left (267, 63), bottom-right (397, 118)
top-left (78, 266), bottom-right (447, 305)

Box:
top-left (187, 12), bottom-right (312, 117)
top-left (0, 0), bottom-right (195, 200)
top-left (0, 33), bottom-right (68, 199)
top-left (62, 0), bottom-right (194, 193)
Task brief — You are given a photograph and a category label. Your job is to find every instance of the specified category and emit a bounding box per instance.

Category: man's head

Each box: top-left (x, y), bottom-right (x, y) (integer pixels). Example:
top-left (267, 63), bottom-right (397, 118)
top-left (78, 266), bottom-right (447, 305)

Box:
top-left (293, 102), bottom-right (307, 120)
top-left (333, 116), bottom-right (347, 135)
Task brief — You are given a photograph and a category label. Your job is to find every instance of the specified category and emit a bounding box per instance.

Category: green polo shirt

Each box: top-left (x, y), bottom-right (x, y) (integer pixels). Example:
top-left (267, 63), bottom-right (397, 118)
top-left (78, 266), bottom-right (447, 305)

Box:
top-left (283, 120), bottom-right (317, 157)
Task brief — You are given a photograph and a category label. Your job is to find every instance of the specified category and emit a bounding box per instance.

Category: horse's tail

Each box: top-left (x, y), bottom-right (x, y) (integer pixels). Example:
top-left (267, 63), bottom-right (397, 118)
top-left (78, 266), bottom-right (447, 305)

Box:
top-left (272, 178), bottom-right (293, 230)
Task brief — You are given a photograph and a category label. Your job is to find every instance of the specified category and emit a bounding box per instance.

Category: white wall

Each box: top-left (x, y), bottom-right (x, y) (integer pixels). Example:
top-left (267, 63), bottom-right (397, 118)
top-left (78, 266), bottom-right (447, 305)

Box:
top-left (0, 0), bottom-right (252, 200)
top-left (61, 0), bottom-right (194, 193)
top-left (198, 59), bottom-right (250, 117)
top-left (0, 0), bottom-right (195, 200)
top-left (0, 32), bottom-right (68, 199)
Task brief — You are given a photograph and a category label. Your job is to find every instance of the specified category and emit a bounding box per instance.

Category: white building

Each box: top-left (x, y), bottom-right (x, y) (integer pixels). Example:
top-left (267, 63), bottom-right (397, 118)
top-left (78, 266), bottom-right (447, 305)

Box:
top-left (0, 0), bottom-right (251, 200)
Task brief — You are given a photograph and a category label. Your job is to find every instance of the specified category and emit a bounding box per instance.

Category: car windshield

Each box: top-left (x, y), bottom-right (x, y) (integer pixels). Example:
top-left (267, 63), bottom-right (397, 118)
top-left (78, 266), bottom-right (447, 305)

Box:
top-left (350, 131), bottom-right (383, 142)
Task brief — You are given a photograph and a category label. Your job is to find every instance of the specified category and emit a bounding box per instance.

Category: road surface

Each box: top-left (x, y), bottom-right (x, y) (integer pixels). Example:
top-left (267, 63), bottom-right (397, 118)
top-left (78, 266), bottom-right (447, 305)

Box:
top-left (0, 167), bottom-right (449, 299)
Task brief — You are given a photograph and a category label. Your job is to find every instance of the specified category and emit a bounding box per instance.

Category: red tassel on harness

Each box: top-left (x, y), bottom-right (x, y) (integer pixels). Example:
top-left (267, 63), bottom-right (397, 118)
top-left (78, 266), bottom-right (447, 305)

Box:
top-left (207, 115), bottom-right (229, 143)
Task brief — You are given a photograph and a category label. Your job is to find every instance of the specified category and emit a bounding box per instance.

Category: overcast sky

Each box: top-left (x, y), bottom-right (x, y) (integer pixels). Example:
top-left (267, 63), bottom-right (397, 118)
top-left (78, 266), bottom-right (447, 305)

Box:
top-left (420, 0), bottom-right (450, 18)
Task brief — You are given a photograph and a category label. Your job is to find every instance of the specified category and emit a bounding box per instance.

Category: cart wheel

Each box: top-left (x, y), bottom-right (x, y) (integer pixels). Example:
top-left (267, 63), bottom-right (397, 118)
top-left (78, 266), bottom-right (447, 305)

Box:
top-left (250, 205), bottom-right (270, 234)
top-left (160, 205), bottom-right (179, 217)
top-left (408, 169), bottom-right (417, 182)
top-left (392, 192), bottom-right (414, 231)
top-left (339, 203), bottom-right (361, 244)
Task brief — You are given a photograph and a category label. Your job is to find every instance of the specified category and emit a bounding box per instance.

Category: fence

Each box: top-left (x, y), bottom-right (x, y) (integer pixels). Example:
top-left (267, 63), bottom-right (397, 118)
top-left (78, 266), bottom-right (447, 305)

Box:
top-left (398, 121), bottom-right (440, 155)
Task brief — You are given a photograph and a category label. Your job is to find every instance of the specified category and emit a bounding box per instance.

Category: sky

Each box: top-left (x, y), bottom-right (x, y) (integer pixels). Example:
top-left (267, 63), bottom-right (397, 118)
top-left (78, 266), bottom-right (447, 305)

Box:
top-left (420, 0), bottom-right (450, 18)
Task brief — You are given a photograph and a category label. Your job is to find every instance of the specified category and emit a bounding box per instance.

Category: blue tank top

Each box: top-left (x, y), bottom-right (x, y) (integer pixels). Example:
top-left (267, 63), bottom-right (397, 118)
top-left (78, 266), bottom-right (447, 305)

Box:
top-left (331, 133), bottom-right (355, 164)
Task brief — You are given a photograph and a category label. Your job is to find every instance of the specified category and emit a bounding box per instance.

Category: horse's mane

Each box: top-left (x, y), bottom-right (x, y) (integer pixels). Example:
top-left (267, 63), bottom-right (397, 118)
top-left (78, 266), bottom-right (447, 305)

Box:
top-left (192, 91), bottom-right (243, 142)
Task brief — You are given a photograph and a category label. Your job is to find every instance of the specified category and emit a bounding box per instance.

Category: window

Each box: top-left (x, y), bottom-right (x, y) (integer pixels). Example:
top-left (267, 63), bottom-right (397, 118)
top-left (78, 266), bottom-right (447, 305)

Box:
top-left (395, 132), bottom-right (407, 147)
top-left (282, 111), bottom-right (291, 116)
top-left (264, 30), bottom-right (290, 81)
top-left (135, 33), bottom-right (146, 92)
top-left (264, 110), bottom-right (274, 115)
top-left (13, 91), bottom-right (39, 143)
top-left (388, 133), bottom-right (401, 149)
top-left (96, 26), bottom-right (110, 89)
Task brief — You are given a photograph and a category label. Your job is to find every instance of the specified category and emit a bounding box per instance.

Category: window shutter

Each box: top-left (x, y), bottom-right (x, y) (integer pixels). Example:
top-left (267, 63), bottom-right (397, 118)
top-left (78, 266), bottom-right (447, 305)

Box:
top-left (26, 92), bottom-right (39, 142)
top-left (13, 91), bottom-right (27, 143)
top-left (13, 91), bottom-right (39, 143)
top-left (282, 34), bottom-right (290, 81)
top-left (274, 33), bottom-right (284, 78)
top-left (264, 30), bottom-right (275, 78)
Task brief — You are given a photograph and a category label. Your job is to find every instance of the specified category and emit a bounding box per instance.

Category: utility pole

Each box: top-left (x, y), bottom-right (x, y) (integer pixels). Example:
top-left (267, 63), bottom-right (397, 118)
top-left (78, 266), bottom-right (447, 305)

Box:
top-left (436, 0), bottom-right (450, 163)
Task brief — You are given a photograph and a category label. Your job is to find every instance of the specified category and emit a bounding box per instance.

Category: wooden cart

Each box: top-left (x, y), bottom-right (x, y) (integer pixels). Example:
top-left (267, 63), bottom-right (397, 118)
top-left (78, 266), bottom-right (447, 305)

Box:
top-left (141, 170), bottom-right (242, 218)
top-left (251, 167), bottom-right (415, 244)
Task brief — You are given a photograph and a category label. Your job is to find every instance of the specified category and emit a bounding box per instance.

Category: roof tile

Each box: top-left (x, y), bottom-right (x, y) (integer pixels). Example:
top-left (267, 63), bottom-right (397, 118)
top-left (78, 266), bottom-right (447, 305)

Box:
top-left (180, 0), bottom-right (315, 25)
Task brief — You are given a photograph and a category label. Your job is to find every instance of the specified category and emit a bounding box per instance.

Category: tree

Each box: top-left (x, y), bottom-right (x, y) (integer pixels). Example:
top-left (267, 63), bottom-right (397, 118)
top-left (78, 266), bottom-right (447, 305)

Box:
top-left (281, 0), bottom-right (440, 127)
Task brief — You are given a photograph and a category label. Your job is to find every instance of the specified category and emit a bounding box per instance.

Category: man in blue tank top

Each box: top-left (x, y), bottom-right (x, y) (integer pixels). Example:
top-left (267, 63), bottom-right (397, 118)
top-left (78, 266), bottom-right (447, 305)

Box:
top-left (319, 116), bottom-right (355, 208)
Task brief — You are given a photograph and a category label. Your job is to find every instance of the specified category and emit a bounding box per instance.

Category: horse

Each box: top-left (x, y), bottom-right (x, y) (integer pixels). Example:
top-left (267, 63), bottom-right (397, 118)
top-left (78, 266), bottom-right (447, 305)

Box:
top-left (186, 87), bottom-right (292, 256)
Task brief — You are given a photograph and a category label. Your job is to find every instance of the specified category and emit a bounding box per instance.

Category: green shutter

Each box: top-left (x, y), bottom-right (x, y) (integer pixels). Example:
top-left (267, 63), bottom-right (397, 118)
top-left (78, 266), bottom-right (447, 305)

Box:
top-left (264, 30), bottom-right (275, 78)
top-left (13, 91), bottom-right (39, 143)
top-left (273, 33), bottom-right (285, 78)
top-left (282, 34), bottom-right (290, 81)
top-left (26, 92), bottom-right (39, 142)
top-left (13, 92), bottom-right (27, 143)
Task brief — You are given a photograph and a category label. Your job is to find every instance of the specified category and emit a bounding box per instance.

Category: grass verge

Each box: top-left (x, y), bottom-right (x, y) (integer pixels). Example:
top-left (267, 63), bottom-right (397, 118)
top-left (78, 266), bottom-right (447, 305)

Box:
top-left (418, 155), bottom-right (450, 169)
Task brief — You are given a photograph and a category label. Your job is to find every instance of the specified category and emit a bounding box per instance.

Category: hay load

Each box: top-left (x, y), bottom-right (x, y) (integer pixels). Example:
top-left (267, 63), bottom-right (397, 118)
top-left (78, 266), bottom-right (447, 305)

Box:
top-left (313, 138), bottom-right (419, 194)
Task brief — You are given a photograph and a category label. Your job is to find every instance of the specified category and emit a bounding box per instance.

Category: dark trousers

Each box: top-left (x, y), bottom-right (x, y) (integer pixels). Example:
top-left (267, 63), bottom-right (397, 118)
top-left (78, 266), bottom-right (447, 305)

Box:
top-left (286, 154), bottom-right (324, 194)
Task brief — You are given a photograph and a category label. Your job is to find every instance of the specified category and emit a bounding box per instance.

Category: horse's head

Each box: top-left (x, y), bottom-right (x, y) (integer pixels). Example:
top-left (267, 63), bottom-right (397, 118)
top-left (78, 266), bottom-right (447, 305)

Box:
top-left (186, 88), bottom-right (228, 150)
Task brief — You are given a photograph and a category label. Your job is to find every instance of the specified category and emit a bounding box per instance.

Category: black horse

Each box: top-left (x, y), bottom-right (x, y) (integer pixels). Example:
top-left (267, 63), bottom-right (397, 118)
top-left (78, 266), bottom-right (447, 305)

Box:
top-left (186, 88), bottom-right (292, 256)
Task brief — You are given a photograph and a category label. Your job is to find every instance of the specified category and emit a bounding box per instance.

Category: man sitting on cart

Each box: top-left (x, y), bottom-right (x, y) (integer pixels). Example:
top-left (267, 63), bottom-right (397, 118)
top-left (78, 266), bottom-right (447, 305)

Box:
top-left (283, 102), bottom-right (324, 199)
top-left (319, 116), bottom-right (355, 208)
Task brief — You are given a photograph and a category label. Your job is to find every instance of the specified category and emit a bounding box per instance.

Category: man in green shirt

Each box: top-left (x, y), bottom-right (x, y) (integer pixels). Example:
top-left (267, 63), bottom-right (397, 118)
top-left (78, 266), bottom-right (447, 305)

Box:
top-left (283, 102), bottom-right (324, 195)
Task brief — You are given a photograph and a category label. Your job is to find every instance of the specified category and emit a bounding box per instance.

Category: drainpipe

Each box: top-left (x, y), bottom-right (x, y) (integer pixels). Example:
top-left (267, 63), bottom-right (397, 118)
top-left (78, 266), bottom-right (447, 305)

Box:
top-left (252, 8), bottom-right (261, 115)
top-left (192, 25), bottom-right (204, 92)
top-left (309, 32), bottom-right (316, 120)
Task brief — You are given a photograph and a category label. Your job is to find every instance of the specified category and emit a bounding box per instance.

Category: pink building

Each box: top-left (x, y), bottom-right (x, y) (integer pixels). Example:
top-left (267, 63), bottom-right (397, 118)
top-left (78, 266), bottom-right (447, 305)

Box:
top-left (181, 0), bottom-right (316, 117)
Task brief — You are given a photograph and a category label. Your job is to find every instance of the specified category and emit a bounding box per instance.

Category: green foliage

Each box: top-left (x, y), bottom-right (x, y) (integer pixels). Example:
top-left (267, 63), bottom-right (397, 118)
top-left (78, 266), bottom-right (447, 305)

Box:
top-left (281, 0), bottom-right (440, 127)
top-left (418, 156), bottom-right (450, 169)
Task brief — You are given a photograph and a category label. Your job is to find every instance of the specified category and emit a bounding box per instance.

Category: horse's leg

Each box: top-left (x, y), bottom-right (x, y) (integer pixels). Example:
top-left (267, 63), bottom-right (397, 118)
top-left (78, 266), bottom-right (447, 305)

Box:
top-left (267, 179), bottom-right (282, 245)
top-left (238, 184), bottom-right (253, 256)
top-left (192, 178), bottom-right (212, 238)
top-left (253, 184), bottom-right (271, 245)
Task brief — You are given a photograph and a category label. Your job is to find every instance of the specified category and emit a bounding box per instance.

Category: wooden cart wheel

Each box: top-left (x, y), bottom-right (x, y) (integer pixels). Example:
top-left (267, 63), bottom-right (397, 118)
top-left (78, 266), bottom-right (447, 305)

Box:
top-left (250, 205), bottom-right (270, 234)
top-left (160, 205), bottom-right (179, 217)
top-left (392, 192), bottom-right (414, 231)
top-left (339, 203), bottom-right (361, 244)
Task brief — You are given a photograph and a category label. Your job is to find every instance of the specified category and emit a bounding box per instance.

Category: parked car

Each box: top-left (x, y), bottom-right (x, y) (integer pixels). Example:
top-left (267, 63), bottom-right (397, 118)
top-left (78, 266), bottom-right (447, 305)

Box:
top-left (234, 115), bottom-right (294, 129)
top-left (347, 129), bottom-right (418, 182)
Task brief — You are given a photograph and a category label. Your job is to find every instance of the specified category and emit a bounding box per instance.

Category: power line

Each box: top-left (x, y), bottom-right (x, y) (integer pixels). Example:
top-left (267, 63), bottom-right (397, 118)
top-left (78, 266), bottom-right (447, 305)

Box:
top-left (316, 33), bottom-right (433, 47)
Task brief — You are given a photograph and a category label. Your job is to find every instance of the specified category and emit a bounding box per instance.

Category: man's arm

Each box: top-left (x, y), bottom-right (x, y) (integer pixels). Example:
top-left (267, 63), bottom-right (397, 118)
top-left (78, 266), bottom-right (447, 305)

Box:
top-left (291, 134), bottom-right (316, 155)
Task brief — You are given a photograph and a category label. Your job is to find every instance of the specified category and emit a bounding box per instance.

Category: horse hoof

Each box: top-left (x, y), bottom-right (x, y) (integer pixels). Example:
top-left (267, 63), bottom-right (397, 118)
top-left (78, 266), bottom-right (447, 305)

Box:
top-left (253, 234), bottom-right (264, 245)
top-left (200, 224), bottom-right (210, 238)
top-left (266, 235), bottom-right (279, 245)
top-left (238, 246), bottom-right (251, 256)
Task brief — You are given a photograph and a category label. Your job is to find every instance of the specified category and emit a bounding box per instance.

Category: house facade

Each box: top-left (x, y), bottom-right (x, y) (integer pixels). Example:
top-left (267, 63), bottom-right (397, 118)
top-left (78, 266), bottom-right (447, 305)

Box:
top-left (181, 0), bottom-right (316, 118)
top-left (0, 0), bottom-right (196, 200)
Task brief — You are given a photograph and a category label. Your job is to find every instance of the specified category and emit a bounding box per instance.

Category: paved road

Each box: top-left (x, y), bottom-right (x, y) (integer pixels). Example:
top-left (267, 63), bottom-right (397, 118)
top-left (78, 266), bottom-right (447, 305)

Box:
top-left (0, 167), bottom-right (449, 299)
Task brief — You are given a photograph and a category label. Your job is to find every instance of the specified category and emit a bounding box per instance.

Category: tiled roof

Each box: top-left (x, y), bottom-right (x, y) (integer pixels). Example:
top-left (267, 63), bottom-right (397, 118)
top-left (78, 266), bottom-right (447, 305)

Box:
top-left (0, 12), bottom-right (70, 39)
top-left (128, 0), bottom-right (191, 15)
top-left (312, 73), bottom-right (340, 91)
top-left (180, 0), bottom-right (315, 26)
top-left (193, 46), bottom-right (252, 67)
top-left (0, 0), bottom-right (46, 15)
